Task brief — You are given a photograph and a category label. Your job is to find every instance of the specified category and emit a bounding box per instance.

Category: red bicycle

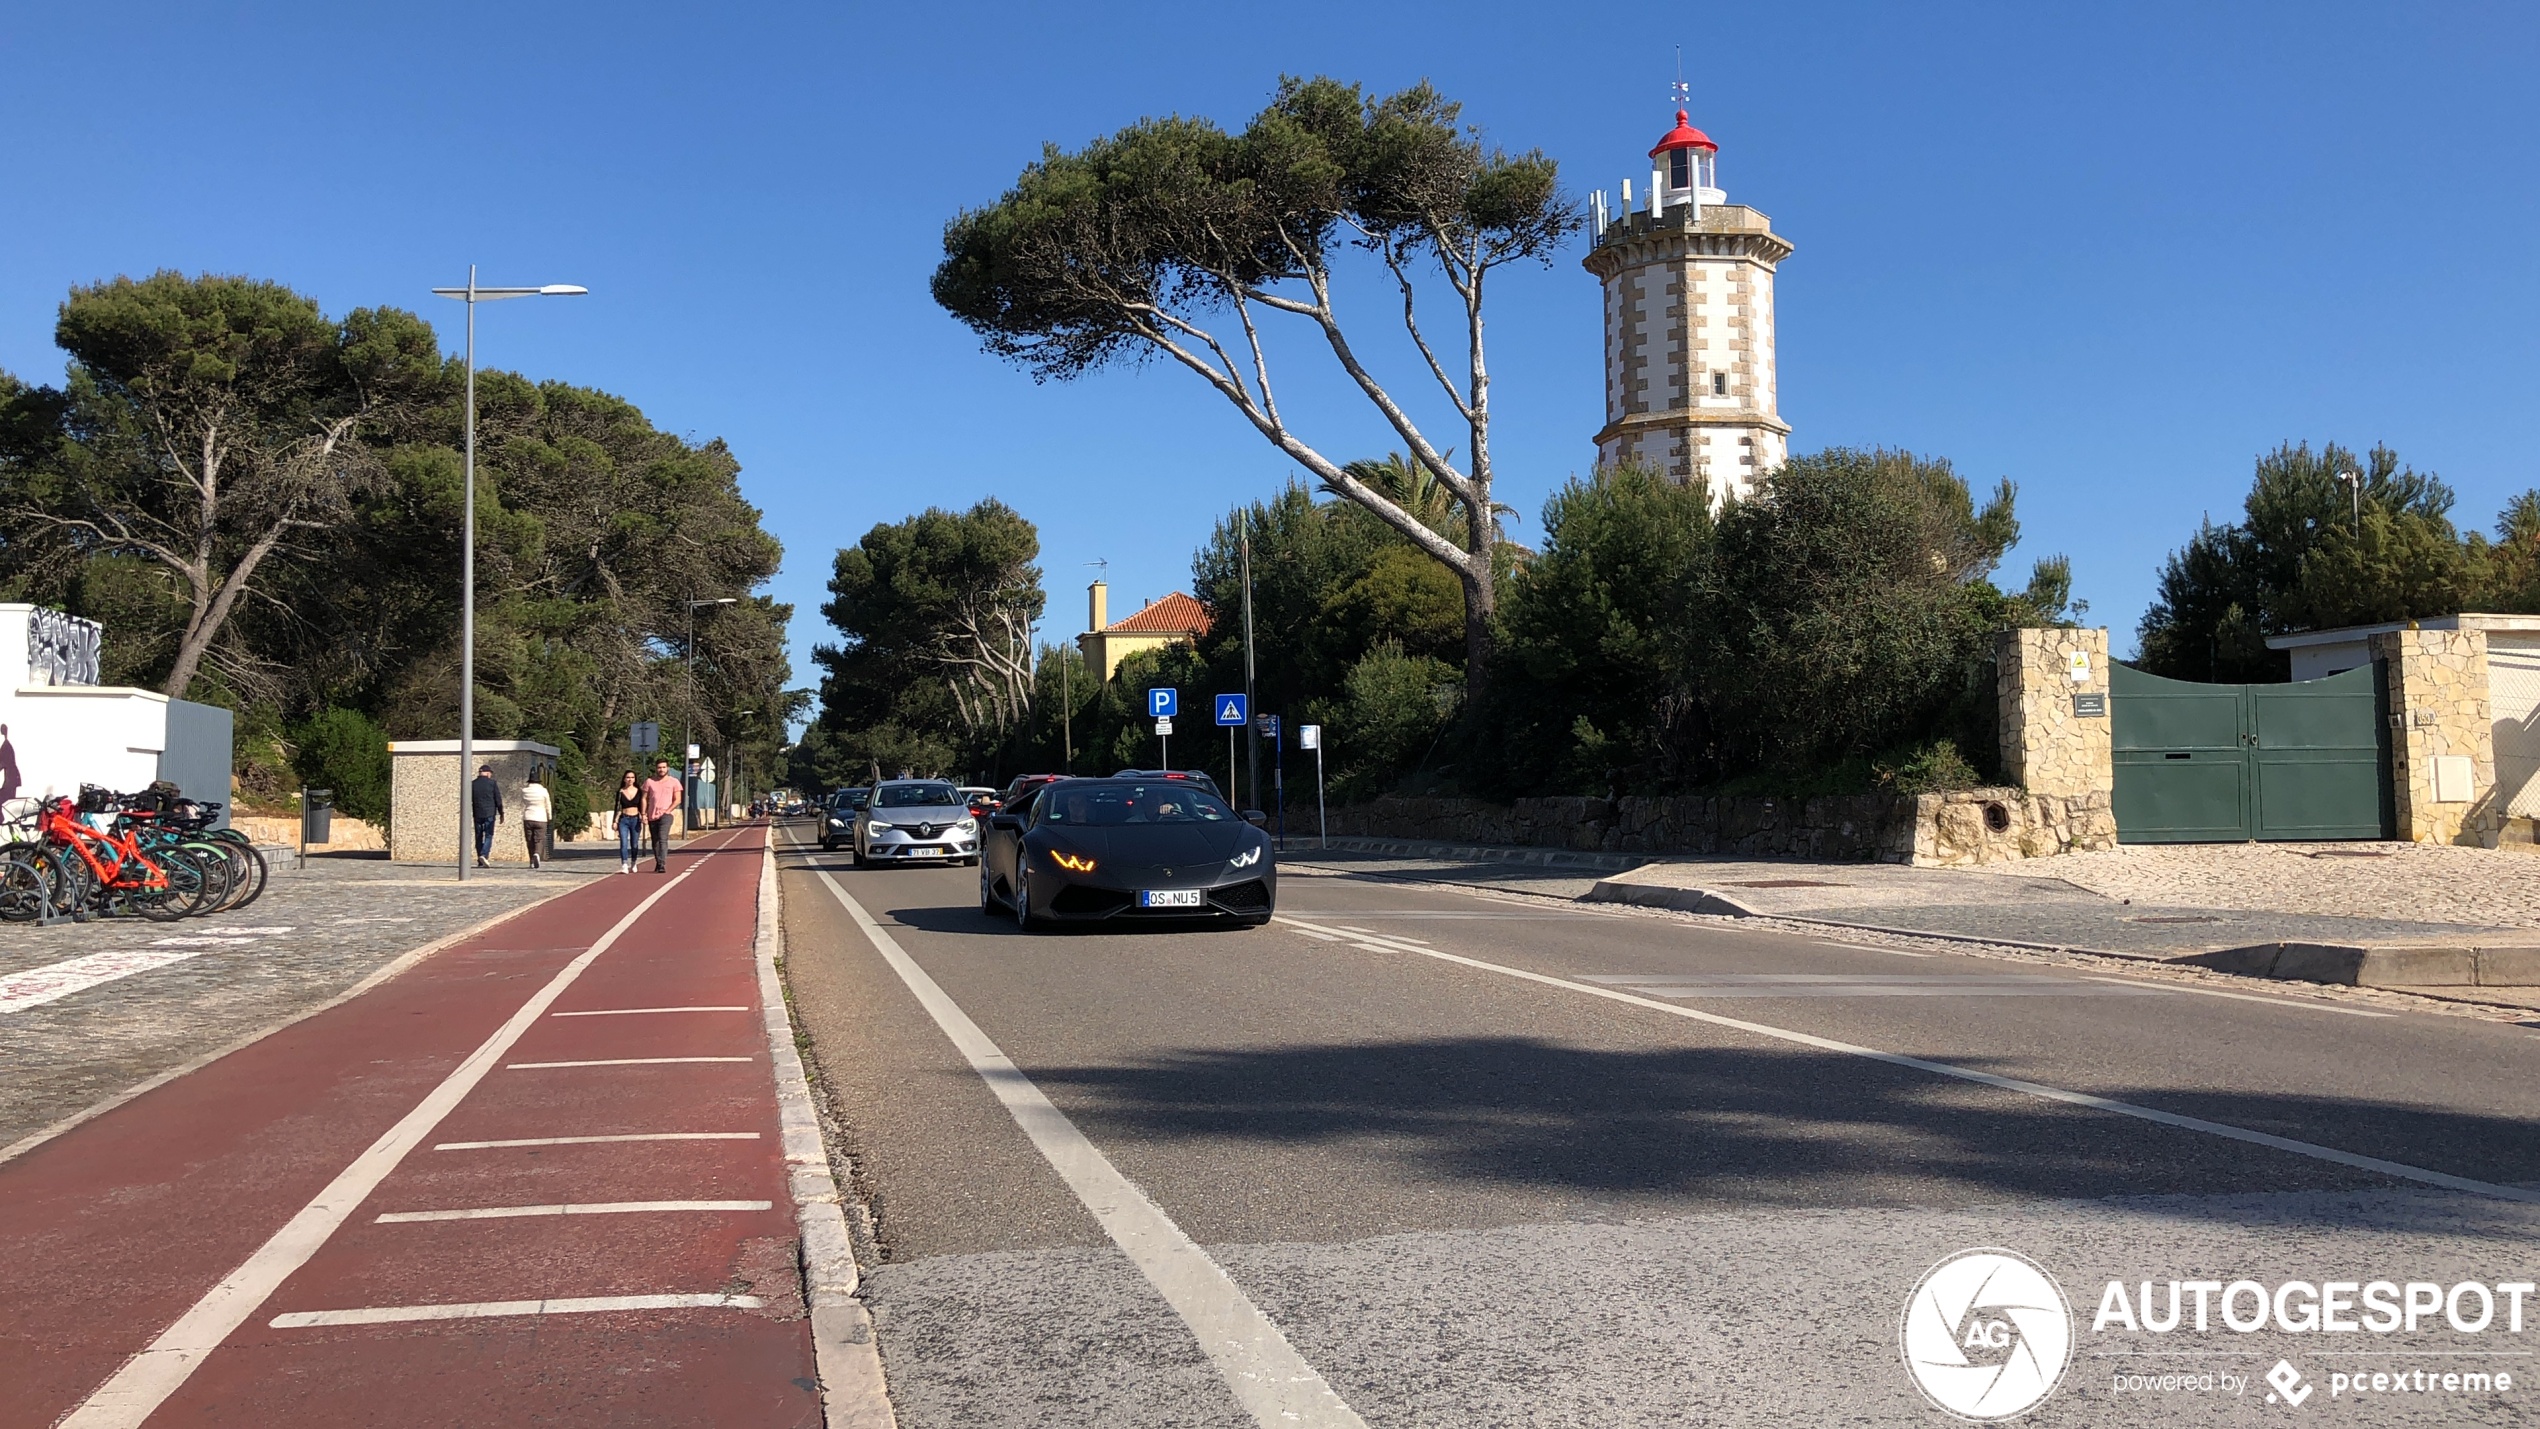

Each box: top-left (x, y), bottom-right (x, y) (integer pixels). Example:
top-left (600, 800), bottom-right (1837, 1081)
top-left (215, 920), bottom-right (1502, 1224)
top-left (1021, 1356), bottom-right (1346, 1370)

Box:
top-left (33, 788), bottom-right (203, 922)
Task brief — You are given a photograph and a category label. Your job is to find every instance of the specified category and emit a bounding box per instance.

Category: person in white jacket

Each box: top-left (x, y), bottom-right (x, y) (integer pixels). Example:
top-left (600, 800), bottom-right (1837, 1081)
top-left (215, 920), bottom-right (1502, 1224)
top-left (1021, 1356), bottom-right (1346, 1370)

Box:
top-left (518, 770), bottom-right (553, 869)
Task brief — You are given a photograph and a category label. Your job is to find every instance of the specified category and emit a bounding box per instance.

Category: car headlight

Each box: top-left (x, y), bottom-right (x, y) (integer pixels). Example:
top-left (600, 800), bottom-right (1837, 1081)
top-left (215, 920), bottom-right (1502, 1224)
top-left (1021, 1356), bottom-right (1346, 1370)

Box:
top-left (1229, 845), bottom-right (1262, 868)
top-left (955, 816), bottom-right (976, 832)
top-left (1050, 850), bottom-right (1096, 873)
top-left (827, 817), bottom-right (846, 828)
top-left (865, 820), bottom-right (894, 832)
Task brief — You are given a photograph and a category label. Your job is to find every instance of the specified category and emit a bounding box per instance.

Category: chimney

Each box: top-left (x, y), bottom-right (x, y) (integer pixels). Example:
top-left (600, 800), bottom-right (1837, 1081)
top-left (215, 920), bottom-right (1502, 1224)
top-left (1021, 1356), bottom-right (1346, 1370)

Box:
top-left (1088, 580), bottom-right (1108, 632)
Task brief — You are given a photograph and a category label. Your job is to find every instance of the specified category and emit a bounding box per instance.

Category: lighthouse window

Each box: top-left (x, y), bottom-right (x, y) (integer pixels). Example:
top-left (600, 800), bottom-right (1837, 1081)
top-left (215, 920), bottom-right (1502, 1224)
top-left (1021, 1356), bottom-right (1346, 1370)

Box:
top-left (1711, 371), bottom-right (1728, 396)
top-left (1669, 148), bottom-right (1690, 190)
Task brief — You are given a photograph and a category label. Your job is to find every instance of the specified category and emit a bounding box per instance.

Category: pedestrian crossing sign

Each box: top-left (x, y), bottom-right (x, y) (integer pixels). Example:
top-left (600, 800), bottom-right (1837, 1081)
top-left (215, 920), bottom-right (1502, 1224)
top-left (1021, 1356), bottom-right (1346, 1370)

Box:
top-left (1215, 693), bottom-right (1248, 726)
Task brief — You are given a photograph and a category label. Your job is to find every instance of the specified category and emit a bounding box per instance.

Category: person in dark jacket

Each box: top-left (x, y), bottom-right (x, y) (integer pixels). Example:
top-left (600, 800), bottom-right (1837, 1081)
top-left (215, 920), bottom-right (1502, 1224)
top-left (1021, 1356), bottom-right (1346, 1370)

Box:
top-left (470, 763), bottom-right (503, 868)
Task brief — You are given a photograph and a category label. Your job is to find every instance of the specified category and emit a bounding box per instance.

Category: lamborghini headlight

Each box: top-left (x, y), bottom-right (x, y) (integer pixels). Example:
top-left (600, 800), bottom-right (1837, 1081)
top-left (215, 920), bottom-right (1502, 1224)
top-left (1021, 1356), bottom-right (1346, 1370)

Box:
top-left (1229, 845), bottom-right (1262, 868)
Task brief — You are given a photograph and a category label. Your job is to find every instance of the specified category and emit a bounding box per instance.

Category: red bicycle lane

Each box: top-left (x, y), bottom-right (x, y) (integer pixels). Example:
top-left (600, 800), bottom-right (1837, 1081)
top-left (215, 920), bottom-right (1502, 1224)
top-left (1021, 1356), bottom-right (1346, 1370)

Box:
top-left (0, 824), bottom-right (820, 1429)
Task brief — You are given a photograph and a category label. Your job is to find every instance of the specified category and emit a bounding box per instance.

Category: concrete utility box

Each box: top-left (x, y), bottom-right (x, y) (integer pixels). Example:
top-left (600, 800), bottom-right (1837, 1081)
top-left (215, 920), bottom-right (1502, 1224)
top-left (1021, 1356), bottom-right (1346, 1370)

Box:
top-left (386, 740), bottom-right (560, 865)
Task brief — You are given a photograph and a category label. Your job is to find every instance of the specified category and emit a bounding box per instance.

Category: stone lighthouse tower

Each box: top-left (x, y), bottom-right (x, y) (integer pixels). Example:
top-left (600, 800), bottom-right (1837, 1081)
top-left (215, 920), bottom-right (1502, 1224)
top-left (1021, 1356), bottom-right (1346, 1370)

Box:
top-left (1582, 109), bottom-right (1793, 500)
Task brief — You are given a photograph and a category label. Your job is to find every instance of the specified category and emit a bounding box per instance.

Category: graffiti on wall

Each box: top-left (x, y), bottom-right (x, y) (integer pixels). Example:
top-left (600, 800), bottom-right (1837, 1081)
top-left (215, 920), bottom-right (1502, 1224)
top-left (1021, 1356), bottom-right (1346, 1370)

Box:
top-left (28, 608), bottom-right (102, 687)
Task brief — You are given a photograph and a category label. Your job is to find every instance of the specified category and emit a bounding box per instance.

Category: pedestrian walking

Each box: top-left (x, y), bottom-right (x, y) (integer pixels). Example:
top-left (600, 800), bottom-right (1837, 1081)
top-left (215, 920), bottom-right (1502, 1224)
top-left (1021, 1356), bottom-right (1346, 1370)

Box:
top-left (641, 758), bottom-right (683, 873)
top-left (469, 763), bottom-right (502, 868)
top-left (613, 770), bottom-right (644, 874)
top-left (519, 768), bottom-right (552, 868)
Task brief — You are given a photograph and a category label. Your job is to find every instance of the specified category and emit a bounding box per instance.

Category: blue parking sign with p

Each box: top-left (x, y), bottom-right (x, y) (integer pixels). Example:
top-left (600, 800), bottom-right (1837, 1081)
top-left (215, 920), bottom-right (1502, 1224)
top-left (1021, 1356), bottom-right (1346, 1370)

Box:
top-left (1148, 687), bottom-right (1177, 718)
top-left (1214, 693), bottom-right (1247, 726)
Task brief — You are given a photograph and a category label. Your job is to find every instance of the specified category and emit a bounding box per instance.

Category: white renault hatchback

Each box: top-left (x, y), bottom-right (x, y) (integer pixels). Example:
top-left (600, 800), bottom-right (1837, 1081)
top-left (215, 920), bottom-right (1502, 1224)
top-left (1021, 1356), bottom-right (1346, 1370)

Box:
top-left (853, 779), bottom-right (980, 868)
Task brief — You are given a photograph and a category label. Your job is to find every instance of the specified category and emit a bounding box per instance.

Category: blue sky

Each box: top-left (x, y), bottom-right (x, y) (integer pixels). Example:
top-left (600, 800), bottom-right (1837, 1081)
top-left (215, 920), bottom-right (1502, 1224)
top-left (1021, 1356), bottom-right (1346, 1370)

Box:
top-left (5, 2), bottom-right (2534, 711)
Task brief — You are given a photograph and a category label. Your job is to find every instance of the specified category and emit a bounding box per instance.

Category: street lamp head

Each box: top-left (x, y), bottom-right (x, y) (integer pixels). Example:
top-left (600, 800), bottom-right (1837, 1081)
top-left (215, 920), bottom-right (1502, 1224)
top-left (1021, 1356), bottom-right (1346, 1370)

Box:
top-left (539, 285), bottom-right (589, 296)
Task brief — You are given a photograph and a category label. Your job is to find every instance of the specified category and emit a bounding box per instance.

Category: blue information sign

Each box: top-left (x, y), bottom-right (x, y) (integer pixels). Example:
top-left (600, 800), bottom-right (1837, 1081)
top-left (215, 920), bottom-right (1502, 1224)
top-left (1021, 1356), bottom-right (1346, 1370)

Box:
top-left (1214, 693), bottom-right (1248, 727)
top-left (1147, 687), bottom-right (1178, 718)
top-left (1258, 713), bottom-right (1280, 739)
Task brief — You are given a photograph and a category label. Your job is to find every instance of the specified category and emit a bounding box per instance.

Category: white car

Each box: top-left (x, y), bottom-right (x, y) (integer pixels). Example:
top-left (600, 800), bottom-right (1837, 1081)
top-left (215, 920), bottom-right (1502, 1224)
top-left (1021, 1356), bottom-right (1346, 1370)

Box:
top-left (854, 780), bottom-right (980, 868)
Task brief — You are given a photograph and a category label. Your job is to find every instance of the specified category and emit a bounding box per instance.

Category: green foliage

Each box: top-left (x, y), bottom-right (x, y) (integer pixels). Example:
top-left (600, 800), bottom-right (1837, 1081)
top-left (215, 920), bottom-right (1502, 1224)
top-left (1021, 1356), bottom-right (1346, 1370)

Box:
top-left (1693, 449), bottom-right (2034, 777)
top-left (291, 707), bottom-right (392, 823)
top-left (0, 272), bottom-right (791, 823)
top-left (1483, 464), bottom-right (1712, 793)
top-left (1332, 642), bottom-right (1458, 800)
top-left (810, 498), bottom-right (1045, 783)
top-left (2136, 442), bottom-right (2468, 681)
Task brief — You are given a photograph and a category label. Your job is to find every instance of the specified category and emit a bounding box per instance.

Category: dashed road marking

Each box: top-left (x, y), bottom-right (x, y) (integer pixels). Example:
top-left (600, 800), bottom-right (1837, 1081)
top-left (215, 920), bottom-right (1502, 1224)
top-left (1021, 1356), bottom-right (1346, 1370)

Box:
top-left (269, 1293), bottom-right (764, 1328)
top-left (375, 1199), bottom-right (772, 1223)
top-left (506, 1056), bottom-right (753, 1069)
top-left (550, 1005), bottom-right (749, 1017)
top-left (3, 949), bottom-right (218, 1013)
top-left (433, 1132), bottom-right (760, 1151)
top-left (2082, 975), bottom-right (2394, 1017)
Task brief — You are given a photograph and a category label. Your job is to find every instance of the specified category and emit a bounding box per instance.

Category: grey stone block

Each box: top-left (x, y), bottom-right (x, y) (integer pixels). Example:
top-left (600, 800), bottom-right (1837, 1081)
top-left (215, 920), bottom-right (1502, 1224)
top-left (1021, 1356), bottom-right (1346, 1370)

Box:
top-left (2475, 946), bottom-right (2540, 986)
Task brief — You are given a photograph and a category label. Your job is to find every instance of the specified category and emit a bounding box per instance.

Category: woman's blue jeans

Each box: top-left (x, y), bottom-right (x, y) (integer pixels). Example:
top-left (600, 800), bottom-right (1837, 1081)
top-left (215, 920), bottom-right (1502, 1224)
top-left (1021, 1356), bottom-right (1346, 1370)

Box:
top-left (617, 814), bottom-right (642, 861)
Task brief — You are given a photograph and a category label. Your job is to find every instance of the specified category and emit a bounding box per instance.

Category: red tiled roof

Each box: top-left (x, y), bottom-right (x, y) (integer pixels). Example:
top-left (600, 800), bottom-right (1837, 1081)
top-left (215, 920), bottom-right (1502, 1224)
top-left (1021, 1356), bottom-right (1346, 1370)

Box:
top-left (1108, 591), bottom-right (1212, 636)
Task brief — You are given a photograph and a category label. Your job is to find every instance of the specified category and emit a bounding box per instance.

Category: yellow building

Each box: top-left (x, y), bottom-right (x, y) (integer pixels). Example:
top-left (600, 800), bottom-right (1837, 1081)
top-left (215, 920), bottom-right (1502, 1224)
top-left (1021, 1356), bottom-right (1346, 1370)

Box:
top-left (1077, 581), bottom-right (1211, 679)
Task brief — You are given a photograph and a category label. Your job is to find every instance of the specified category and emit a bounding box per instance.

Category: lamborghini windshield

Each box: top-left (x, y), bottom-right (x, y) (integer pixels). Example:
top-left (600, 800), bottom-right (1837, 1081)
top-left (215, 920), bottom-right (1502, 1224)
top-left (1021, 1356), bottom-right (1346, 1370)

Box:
top-left (1038, 782), bottom-right (1236, 827)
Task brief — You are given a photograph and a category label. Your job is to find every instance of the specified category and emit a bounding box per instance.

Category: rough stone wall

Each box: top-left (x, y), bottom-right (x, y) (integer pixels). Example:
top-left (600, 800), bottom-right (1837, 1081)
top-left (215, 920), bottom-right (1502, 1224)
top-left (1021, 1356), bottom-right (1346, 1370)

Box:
top-left (2370, 627), bottom-right (2502, 846)
top-left (1997, 627), bottom-right (2114, 799)
top-left (388, 747), bottom-right (562, 864)
top-left (1308, 789), bottom-right (2114, 867)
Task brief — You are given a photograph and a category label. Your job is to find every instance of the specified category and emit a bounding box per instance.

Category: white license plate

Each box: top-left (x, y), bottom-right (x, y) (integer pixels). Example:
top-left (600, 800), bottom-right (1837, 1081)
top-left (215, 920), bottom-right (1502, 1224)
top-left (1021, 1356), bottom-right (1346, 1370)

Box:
top-left (1139, 889), bottom-right (1206, 908)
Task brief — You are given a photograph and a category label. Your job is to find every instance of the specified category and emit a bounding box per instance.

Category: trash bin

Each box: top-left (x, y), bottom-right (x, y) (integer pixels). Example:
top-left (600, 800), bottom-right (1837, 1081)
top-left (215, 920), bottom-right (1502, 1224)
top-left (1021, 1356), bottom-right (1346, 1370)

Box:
top-left (302, 788), bottom-right (333, 847)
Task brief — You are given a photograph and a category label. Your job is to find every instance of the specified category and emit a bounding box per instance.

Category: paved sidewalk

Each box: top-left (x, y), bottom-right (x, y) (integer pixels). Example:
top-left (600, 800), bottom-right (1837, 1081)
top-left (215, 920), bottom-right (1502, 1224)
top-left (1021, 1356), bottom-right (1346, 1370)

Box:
top-left (0, 825), bottom-right (822, 1429)
top-left (0, 848), bottom-right (625, 1153)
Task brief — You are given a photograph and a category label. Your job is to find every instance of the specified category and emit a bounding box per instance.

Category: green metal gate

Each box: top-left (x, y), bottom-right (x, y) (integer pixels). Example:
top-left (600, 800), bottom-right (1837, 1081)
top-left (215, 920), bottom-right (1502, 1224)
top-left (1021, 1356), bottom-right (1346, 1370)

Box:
top-left (2110, 662), bottom-right (2391, 843)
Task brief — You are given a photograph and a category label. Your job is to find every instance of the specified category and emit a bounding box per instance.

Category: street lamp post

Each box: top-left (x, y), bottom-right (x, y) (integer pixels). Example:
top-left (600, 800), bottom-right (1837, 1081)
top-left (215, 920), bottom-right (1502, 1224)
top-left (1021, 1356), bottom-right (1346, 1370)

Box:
top-left (431, 270), bottom-right (585, 882)
top-left (2339, 469), bottom-right (2363, 538)
top-left (684, 597), bottom-right (739, 827)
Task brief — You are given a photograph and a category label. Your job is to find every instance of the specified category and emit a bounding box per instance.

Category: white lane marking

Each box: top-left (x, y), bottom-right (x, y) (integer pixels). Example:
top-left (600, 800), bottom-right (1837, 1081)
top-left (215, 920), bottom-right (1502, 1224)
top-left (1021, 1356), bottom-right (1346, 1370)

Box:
top-left (1582, 973), bottom-right (2097, 985)
top-left (270, 1293), bottom-right (763, 1327)
top-left (212, 927), bottom-right (295, 935)
top-left (146, 937), bottom-right (258, 948)
top-left (1591, 985), bottom-right (2168, 999)
top-left (1289, 928), bottom-right (1344, 942)
top-left (2082, 976), bottom-right (2394, 1018)
top-left (550, 1005), bottom-right (749, 1017)
top-left (1278, 916), bottom-right (2540, 1207)
top-left (376, 1199), bottom-right (772, 1222)
top-left (434, 1132), bottom-right (760, 1151)
top-left (506, 1056), bottom-right (754, 1068)
top-left (807, 863), bottom-right (1368, 1429)
top-left (1820, 942), bottom-right (1935, 958)
top-left (1, 948), bottom-right (215, 1012)
top-left (58, 833), bottom-right (736, 1429)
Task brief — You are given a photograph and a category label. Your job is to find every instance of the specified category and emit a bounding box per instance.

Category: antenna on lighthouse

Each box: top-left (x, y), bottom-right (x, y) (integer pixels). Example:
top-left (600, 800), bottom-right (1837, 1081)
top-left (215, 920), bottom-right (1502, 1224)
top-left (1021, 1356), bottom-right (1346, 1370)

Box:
top-left (1672, 48), bottom-right (1689, 110)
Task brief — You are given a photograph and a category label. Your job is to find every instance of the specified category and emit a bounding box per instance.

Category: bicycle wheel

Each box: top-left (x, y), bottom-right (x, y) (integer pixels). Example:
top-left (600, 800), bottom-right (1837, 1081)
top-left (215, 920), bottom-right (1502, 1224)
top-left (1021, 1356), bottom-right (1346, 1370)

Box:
top-left (0, 853), bottom-right (46, 922)
top-left (131, 850), bottom-right (207, 922)
top-left (221, 838), bottom-right (267, 911)
top-left (178, 842), bottom-right (235, 914)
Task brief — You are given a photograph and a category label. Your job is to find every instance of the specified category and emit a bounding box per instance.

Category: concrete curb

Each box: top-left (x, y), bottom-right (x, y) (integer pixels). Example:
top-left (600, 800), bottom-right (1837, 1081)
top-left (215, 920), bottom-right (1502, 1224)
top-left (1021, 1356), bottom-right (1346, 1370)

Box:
top-left (754, 836), bottom-right (898, 1429)
top-left (1582, 876), bottom-right (2540, 990)
top-left (2181, 941), bottom-right (2540, 989)
top-left (1295, 835), bottom-right (1649, 874)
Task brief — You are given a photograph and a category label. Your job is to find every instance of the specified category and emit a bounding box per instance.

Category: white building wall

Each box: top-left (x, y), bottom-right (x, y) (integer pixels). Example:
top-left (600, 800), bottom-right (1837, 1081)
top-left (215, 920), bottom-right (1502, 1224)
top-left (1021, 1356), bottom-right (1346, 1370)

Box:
top-left (2489, 635), bottom-right (2540, 818)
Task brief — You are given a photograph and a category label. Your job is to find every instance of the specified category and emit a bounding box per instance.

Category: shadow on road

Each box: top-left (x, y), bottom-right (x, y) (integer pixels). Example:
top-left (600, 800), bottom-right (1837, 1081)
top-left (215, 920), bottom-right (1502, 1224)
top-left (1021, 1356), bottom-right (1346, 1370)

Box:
top-left (1022, 1036), bottom-right (2540, 1228)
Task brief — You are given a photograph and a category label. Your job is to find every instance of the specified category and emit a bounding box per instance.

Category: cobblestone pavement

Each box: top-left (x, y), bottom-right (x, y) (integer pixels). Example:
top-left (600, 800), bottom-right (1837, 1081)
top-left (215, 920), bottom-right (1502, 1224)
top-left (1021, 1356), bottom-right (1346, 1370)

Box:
top-left (0, 847), bottom-right (642, 1154)
top-left (2034, 840), bottom-right (2540, 927)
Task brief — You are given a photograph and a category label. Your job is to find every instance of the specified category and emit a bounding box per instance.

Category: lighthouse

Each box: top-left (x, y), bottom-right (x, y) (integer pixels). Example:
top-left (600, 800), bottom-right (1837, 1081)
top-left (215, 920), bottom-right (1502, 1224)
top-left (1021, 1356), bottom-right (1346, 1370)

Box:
top-left (1582, 109), bottom-right (1793, 500)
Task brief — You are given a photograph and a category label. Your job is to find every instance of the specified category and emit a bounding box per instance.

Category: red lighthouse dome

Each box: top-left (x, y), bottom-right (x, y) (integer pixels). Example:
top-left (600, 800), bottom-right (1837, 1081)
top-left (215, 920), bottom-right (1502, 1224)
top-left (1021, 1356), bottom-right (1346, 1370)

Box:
top-left (1648, 110), bottom-right (1717, 157)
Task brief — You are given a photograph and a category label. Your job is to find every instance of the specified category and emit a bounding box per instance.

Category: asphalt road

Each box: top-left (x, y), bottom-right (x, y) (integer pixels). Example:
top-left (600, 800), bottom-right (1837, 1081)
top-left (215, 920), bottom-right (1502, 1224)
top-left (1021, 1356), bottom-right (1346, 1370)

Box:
top-left (773, 821), bottom-right (2540, 1427)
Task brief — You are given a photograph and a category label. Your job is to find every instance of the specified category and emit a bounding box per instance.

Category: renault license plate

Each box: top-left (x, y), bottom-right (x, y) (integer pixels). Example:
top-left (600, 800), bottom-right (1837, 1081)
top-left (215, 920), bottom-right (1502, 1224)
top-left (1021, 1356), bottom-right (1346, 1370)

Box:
top-left (1139, 889), bottom-right (1205, 908)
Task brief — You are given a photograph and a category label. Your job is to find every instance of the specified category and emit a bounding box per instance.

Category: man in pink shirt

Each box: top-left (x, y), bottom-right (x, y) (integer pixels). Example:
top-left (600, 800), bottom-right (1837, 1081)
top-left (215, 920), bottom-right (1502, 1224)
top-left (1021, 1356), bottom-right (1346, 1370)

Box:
top-left (640, 758), bottom-right (685, 872)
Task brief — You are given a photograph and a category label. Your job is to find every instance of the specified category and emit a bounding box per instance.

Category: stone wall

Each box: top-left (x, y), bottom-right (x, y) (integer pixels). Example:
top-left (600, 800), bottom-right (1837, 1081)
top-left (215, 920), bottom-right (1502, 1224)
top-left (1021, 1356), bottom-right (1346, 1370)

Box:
top-left (230, 813), bottom-right (387, 852)
top-left (2370, 627), bottom-right (2502, 846)
top-left (1997, 627), bottom-right (2113, 799)
top-left (1305, 788), bottom-right (2114, 867)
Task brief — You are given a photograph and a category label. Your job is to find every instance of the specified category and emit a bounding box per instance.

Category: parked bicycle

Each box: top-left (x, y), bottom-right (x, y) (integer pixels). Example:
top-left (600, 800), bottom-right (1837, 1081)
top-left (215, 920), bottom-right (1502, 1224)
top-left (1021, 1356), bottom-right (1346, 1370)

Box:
top-left (0, 785), bottom-right (250, 923)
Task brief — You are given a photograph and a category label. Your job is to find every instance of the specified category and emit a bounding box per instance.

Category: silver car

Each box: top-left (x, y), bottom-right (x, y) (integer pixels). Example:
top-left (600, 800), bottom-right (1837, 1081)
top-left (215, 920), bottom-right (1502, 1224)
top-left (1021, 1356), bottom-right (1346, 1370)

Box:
top-left (854, 779), bottom-right (981, 868)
